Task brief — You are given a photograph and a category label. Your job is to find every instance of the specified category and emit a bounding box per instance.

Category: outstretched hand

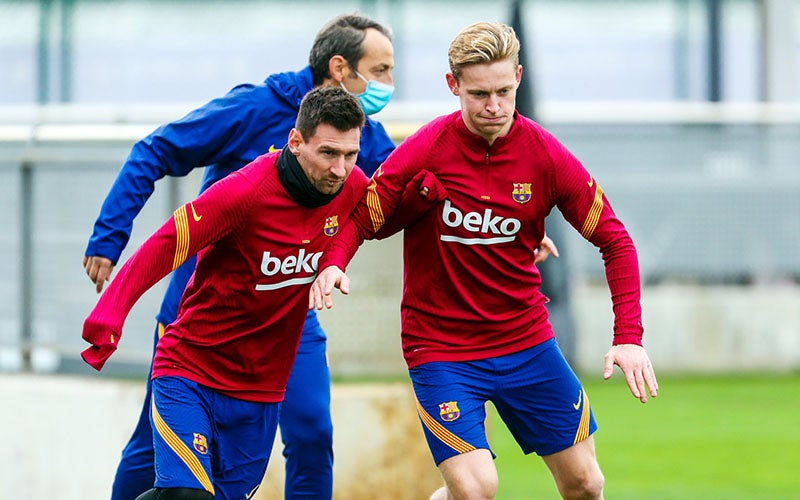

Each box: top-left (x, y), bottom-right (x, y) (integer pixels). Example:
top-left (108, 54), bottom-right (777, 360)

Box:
top-left (309, 265), bottom-right (350, 310)
top-left (603, 344), bottom-right (658, 403)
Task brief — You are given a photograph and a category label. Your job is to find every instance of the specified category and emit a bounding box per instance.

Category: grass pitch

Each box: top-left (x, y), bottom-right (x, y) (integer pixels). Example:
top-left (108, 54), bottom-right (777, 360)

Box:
top-left (488, 373), bottom-right (800, 499)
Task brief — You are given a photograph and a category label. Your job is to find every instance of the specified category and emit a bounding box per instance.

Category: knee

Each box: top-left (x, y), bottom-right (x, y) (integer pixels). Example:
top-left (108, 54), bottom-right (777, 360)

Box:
top-left (443, 471), bottom-right (497, 500)
top-left (455, 477), bottom-right (497, 500)
top-left (560, 469), bottom-right (605, 500)
top-left (436, 449), bottom-right (497, 500)
top-left (135, 487), bottom-right (213, 500)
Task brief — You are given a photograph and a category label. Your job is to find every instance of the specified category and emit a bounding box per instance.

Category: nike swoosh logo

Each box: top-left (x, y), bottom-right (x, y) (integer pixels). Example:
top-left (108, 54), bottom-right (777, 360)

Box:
top-left (587, 177), bottom-right (594, 188)
top-left (572, 390), bottom-right (582, 410)
top-left (245, 484), bottom-right (259, 499)
top-left (190, 203), bottom-right (202, 222)
top-left (268, 144), bottom-right (277, 153)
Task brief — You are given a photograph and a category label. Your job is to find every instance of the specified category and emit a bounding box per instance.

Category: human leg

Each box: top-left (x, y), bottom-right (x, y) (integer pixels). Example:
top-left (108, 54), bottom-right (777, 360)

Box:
top-left (492, 339), bottom-right (603, 499)
top-left (541, 437), bottom-right (604, 500)
top-left (410, 361), bottom-right (497, 500)
top-left (279, 331), bottom-right (333, 499)
top-left (428, 449), bottom-right (497, 500)
top-left (212, 387), bottom-right (280, 499)
top-left (150, 376), bottom-right (279, 498)
top-left (149, 377), bottom-right (215, 495)
top-left (111, 323), bottom-right (162, 500)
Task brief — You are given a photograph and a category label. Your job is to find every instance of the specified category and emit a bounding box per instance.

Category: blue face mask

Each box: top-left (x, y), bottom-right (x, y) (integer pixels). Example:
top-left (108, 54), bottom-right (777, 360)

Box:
top-left (343, 71), bottom-right (394, 115)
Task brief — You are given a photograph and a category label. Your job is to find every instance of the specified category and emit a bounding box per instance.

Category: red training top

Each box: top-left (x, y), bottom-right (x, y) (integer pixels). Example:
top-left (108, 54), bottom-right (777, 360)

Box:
top-left (82, 151), bottom-right (368, 402)
top-left (321, 111), bottom-right (643, 368)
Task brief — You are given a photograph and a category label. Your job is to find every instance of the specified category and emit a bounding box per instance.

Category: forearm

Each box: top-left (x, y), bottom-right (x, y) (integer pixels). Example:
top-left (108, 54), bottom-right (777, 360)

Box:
top-left (82, 214), bottom-right (194, 370)
top-left (83, 194), bottom-right (239, 370)
top-left (600, 232), bottom-right (644, 345)
top-left (87, 204), bottom-right (207, 330)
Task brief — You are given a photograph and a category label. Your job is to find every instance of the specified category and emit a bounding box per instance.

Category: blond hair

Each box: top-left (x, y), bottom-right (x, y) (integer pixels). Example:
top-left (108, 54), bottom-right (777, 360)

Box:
top-left (447, 22), bottom-right (520, 81)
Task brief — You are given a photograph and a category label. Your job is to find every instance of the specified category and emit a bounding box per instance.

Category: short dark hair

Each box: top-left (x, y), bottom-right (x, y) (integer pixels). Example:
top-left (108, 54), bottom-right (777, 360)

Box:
top-left (295, 86), bottom-right (365, 140)
top-left (308, 13), bottom-right (393, 85)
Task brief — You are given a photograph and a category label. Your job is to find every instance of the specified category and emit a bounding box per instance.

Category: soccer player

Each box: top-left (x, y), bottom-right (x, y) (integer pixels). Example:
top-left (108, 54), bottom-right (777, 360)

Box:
top-left (310, 22), bottom-right (658, 500)
top-left (82, 86), bottom-right (368, 500)
top-left (82, 13), bottom-right (395, 500)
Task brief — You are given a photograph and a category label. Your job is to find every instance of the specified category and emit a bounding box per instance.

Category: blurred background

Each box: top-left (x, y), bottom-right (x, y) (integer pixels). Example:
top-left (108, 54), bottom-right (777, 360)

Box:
top-left (2, 0), bottom-right (798, 376)
top-left (0, 0), bottom-right (798, 498)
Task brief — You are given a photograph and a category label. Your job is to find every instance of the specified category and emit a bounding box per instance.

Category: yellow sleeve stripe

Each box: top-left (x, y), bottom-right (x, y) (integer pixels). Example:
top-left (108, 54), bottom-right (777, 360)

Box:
top-left (366, 179), bottom-right (385, 233)
top-left (415, 398), bottom-right (476, 455)
top-left (573, 389), bottom-right (591, 445)
top-left (157, 322), bottom-right (166, 339)
top-left (151, 399), bottom-right (215, 495)
top-left (580, 184), bottom-right (604, 240)
top-left (172, 205), bottom-right (190, 271)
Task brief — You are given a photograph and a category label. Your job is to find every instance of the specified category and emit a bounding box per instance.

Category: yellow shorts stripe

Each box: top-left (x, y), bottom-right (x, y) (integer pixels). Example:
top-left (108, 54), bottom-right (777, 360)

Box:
top-left (151, 399), bottom-right (215, 495)
top-left (415, 398), bottom-right (476, 455)
top-left (573, 389), bottom-right (591, 445)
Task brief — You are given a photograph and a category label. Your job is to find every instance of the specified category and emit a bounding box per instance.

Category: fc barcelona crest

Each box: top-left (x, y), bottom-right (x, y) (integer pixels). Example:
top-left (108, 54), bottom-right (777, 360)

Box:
top-left (512, 182), bottom-right (532, 204)
top-left (193, 433), bottom-right (209, 455)
top-left (324, 216), bottom-right (339, 236)
top-left (438, 401), bottom-right (461, 422)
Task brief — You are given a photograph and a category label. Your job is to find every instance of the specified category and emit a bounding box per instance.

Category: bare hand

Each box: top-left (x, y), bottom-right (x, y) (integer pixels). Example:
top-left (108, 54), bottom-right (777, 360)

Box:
top-left (603, 344), bottom-right (658, 403)
top-left (308, 265), bottom-right (350, 310)
top-left (83, 255), bottom-right (115, 294)
top-left (534, 234), bottom-right (559, 264)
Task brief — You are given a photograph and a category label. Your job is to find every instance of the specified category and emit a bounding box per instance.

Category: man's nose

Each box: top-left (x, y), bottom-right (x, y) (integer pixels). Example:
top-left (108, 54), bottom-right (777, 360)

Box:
top-left (486, 94), bottom-right (500, 113)
top-left (330, 156), bottom-right (347, 177)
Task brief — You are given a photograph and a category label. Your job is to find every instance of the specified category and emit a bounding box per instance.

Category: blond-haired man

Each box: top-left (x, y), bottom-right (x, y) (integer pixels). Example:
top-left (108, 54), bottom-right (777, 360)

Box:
top-left (311, 22), bottom-right (657, 499)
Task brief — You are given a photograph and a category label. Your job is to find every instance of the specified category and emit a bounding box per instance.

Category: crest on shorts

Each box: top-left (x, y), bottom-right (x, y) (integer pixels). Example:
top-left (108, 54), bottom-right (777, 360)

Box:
top-left (512, 183), bottom-right (532, 204)
top-left (324, 215), bottom-right (339, 236)
top-left (438, 401), bottom-right (461, 422)
top-left (193, 433), bottom-right (209, 455)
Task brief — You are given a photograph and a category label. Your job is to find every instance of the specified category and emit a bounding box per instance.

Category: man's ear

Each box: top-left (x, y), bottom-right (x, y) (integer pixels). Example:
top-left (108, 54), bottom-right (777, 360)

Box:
top-left (445, 73), bottom-right (459, 96)
top-left (328, 55), bottom-right (350, 83)
top-left (287, 128), bottom-right (303, 154)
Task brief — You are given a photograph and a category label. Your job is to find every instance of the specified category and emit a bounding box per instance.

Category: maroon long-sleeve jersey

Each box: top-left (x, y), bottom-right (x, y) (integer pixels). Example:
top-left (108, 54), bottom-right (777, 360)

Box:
top-left (82, 151), bottom-right (368, 402)
top-left (321, 111), bottom-right (643, 369)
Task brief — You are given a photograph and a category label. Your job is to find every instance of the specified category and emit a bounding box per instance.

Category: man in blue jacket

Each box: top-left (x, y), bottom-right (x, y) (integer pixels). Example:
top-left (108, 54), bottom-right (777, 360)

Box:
top-left (83, 13), bottom-right (395, 500)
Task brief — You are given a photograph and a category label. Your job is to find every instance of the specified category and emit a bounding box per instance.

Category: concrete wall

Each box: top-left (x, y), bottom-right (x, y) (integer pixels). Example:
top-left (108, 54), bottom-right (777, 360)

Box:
top-left (0, 375), bottom-right (442, 500)
top-left (571, 283), bottom-right (800, 374)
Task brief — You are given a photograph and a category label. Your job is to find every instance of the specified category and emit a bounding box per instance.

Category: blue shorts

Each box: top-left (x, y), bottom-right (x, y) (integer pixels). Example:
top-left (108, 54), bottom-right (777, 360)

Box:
top-left (150, 376), bottom-right (280, 498)
top-left (409, 338), bottom-right (597, 465)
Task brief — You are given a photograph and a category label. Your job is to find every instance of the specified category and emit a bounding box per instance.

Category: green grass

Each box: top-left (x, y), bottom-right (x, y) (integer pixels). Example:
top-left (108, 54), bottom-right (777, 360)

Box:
top-left (488, 373), bottom-right (800, 499)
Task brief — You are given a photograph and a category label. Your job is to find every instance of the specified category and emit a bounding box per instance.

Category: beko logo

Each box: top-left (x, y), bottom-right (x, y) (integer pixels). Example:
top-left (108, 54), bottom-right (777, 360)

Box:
top-left (255, 249), bottom-right (322, 290)
top-left (440, 199), bottom-right (520, 245)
